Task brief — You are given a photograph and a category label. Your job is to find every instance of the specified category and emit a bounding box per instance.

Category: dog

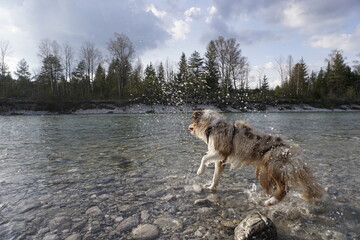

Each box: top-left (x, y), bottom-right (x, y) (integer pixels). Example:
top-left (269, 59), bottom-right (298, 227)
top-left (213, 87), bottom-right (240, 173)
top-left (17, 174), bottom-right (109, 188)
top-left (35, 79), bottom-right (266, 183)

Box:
top-left (188, 109), bottom-right (323, 206)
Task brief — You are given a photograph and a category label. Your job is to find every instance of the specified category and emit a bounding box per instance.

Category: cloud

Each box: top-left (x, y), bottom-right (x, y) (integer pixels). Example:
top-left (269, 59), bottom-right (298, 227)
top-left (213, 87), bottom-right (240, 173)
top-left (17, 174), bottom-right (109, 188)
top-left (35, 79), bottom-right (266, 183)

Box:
top-left (184, 7), bottom-right (201, 22)
top-left (146, 4), bottom-right (167, 19)
top-left (210, 0), bottom-right (360, 34)
top-left (0, 0), bottom-right (170, 65)
top-left (170, 20), bottom-right (190, 40)
top-left (308, 25), bottom-right (360, 51)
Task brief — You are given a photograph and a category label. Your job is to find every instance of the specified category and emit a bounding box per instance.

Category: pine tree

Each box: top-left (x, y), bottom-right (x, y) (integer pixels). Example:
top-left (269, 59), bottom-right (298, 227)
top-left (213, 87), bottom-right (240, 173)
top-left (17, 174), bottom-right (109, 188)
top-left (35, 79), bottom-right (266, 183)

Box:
top-left (143, 63), bottom-right (162, 103)
top-left (93, 64), bottom-right (106, 99)
top-left (204, 40), bottom-right (219, 98)
top-left (14, 59), bottom-right (32, 98)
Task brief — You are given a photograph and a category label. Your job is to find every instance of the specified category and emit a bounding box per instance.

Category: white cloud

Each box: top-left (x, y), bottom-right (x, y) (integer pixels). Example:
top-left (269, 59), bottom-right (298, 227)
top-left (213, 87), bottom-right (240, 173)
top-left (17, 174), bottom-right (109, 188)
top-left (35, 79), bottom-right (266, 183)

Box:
top-left (146, 4), bottom-right (167, 19)
top-left (283, 2), bottom-right (306, 28)
top-left (184, 7), bottom-right (201, 22)
top-left (308, 25), bottom-right (360, 51)
top-left (170, 20), bottom-right (190, 40)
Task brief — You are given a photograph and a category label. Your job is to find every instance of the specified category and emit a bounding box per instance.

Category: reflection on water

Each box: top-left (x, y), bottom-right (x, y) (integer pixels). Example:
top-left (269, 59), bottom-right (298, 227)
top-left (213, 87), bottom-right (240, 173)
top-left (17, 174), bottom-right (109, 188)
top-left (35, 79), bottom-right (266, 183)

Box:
top-left (0, 112), bottom-right (359, 239)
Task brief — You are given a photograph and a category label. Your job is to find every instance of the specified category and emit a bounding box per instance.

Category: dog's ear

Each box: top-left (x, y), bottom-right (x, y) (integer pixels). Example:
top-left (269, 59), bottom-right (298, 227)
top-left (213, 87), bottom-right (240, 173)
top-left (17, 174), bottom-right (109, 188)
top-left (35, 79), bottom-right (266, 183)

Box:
top-left (192, 110), bottom-right (203, 121)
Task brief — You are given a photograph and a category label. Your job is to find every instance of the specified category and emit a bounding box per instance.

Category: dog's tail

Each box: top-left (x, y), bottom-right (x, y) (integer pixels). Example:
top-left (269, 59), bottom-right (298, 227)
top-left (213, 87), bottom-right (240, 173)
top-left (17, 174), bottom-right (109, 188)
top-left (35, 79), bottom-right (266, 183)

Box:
top-left (297, 165), bottom-right (323, 201)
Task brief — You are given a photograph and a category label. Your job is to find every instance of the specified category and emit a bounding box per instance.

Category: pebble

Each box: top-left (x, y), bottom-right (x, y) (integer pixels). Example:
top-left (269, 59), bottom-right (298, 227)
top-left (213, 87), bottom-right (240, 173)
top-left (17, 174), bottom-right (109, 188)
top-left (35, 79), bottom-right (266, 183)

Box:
top-left (116, 215), bottom-right (139, 232)
top-left (42, 234), bottom-right (60, 240)
top-left (192, 184), bottom-right (203, 193)
top-left (154, 217), bottom-right (183, 232)
top-left (65, 233), bottom-right (81, 240)
top-left (326, 186), bottom-right (339, 196)
top-left (196, 207), bottom-right (215, 215)
top-left (49, 216), bottom-right (72, 231)
top-left (322, 230), bottom-right (347, 240)
top-left (131, 224), bottom-right (160, 240)
top-left (85, 206), bottom-right (102, 215)
top-left (194, 198), bottom-right (213, 207)
top-left (141, 210), bottom-right (150, 222)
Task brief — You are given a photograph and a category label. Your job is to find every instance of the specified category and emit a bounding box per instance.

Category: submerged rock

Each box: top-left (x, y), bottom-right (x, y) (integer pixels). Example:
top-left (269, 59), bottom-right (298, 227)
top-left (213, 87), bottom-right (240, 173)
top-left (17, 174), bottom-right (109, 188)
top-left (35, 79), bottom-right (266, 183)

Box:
top-left (234, 212), bottom-right (277, 240)
top-left (116, 215), bottom-right (139, 232)
top-left (49, 216), bottom-right (72, 231)
top-left (131, 224), bottom-right (160, 240)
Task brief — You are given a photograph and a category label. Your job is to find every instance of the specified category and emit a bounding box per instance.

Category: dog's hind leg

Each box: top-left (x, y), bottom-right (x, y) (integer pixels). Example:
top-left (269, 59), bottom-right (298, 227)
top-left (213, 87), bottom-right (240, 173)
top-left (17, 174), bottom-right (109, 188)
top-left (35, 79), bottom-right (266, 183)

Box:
top-left (264, 179), bottom-right (287, 206)
top-left (208, 160), bottom-right (226, 191)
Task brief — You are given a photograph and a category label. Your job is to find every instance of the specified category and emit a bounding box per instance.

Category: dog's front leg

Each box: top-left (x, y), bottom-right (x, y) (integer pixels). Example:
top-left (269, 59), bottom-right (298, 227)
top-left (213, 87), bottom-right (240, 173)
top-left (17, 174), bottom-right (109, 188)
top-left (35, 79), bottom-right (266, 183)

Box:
top-left (197, 151), bottom-right (221, 175)
top-left (208, 160), bottom-right (226, 190)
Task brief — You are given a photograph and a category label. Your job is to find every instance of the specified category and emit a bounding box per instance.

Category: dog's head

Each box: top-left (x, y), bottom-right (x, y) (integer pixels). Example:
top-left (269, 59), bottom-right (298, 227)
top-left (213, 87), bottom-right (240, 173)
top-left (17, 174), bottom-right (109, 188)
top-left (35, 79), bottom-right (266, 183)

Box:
top-left (188, 109), bottom-right (223, 139)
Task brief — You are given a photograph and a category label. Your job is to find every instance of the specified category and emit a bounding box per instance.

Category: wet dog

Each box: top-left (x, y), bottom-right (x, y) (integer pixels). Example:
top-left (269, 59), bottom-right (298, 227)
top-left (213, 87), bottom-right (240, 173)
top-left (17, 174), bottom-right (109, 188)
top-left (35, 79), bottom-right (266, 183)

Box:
top-left (188, 109), bottom-right (323, 206)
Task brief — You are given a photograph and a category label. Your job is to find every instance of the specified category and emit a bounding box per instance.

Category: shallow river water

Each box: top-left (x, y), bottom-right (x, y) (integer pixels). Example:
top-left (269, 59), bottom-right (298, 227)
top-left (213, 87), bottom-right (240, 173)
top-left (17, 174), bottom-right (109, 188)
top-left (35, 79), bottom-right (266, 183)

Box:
top-left (0, 112), bottom-right (359, 240)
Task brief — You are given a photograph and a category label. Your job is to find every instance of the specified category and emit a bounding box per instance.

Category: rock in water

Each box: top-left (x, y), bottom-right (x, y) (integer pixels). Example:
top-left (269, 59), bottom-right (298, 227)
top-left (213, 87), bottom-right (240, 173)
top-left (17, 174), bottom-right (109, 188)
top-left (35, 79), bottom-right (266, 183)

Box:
top-left (234, 212), bottom-right (277, 240)
top-left (131, 224), bottom-right (159, 240)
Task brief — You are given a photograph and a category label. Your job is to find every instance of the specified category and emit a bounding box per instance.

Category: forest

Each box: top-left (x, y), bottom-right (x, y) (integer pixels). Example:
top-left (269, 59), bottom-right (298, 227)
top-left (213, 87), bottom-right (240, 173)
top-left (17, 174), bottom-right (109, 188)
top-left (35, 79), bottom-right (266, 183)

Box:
top-left (1, 34), bottom-right (360, 111)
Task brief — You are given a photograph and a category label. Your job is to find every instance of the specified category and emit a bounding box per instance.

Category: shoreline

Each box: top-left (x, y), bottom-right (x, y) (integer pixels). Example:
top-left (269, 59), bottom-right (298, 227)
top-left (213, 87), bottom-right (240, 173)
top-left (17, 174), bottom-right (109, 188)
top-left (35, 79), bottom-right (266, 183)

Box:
top-left (1, 101), bottom-right (360, 115)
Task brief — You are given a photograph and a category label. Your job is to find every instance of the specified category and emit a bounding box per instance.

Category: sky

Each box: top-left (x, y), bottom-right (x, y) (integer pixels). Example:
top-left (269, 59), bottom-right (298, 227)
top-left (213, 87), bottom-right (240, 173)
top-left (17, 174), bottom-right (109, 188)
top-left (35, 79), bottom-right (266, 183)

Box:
top-left (1, 0), bottom-right (360, 88)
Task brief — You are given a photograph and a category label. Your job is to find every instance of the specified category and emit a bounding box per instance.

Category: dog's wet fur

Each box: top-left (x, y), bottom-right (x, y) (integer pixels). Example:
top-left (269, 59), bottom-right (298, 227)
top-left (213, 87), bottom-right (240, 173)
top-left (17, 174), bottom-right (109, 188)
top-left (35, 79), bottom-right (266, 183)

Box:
top-left (188, 109), bottom-right (323, 206)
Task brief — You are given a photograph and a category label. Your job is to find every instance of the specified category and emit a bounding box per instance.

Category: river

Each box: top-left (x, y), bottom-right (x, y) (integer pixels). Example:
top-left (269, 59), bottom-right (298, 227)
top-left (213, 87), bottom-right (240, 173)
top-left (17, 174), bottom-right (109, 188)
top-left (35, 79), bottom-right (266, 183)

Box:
top-left (0, 112), bottom-right (359, 239)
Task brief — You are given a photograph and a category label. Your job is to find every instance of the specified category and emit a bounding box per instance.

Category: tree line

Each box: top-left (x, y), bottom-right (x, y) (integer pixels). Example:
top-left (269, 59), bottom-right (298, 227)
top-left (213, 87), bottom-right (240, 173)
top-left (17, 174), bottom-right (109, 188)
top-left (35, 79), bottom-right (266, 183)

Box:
top-left (1, 35), bottom-right (360, 108)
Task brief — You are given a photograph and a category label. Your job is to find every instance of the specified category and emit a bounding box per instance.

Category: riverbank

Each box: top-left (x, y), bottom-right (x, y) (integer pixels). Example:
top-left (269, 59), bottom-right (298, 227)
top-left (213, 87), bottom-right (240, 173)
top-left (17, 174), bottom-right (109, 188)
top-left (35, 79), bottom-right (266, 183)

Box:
top-left (1, 100), bottom-right (360, 115)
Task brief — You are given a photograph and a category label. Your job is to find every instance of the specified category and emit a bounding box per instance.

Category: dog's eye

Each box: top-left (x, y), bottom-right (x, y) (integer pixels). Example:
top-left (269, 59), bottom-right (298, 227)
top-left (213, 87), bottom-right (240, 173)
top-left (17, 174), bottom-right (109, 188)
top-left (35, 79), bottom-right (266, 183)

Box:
top-left (192, 111), bottom-right (203, 120)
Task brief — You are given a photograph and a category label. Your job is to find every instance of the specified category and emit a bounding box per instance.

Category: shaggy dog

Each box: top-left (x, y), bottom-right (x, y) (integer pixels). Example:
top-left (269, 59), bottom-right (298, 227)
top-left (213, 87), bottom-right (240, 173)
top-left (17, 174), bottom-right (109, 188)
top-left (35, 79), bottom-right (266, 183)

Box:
top-left (188, 109), bottom-right (323, 206)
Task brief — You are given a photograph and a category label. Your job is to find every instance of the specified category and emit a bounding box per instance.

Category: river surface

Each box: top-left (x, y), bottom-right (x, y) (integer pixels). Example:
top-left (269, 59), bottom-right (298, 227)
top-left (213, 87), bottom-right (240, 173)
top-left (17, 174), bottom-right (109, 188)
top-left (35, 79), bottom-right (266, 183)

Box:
top-left (0, 112), bottom-right (359, 239)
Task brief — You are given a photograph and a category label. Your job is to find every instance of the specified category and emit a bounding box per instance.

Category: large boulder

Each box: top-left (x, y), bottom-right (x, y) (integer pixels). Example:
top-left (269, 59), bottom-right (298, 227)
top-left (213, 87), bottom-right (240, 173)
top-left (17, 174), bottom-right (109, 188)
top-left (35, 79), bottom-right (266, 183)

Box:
top-left (234, 212), bottom-right (277, 240)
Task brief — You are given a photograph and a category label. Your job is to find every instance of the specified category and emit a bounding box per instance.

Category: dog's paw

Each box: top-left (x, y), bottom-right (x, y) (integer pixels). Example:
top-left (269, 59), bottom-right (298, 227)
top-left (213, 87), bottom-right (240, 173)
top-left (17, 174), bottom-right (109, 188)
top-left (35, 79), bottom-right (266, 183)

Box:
top-left (197, 167), bottom-right (205, 175)
top-left (207, 186), bottom-right (217, 191)
top-left (264, 197), bottom-right (279, 206)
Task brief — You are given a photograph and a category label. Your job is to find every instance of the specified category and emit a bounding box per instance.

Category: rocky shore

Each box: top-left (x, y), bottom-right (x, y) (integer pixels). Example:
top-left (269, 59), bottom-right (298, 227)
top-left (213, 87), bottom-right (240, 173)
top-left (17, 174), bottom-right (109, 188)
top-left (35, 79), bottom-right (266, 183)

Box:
top-left (1, 100), bottom-right (360, 115)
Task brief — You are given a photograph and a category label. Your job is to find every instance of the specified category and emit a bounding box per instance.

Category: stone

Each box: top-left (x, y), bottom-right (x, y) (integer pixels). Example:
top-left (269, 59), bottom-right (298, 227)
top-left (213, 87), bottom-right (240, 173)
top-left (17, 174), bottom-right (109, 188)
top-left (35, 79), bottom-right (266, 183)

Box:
top-left (234, 212), bottom-right (277, 240)
top-left (49, 216), bottom-right (72, 231)
top-left (141, 210), bottom-right (150, 222)
top-left (42, 234), bottom-right (60, 240)
top-left (326, 186), bottom-right (338, 196)
top-left (131, 224), bottom-right (160, 240)
top-left (65, 233), bottom-right (81, 240)
top-left (162, 194), bottom-right (175, 201)
top-left (85, 206), bottom-right (102, 215)
top-left (192, 184), bottom-right (203, 193)
top-left (194, 198), bottom-right (213, 207)
top-left (116, 215), bottom-right (139, 232)
top-left (322, 230), bottom-right (346, 240)
top-left (115, 216), bottom-right (124, 223)
top-left (154, 217), bottom-right (183, 231)
top-left (196, 207), bottom-right (215, 215)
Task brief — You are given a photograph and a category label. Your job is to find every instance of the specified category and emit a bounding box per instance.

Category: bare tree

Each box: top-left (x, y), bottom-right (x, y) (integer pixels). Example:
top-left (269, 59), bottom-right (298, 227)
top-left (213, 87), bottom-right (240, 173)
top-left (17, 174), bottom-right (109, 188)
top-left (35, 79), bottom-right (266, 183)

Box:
top-left (62, 42), bottom-right (75, 82)
top-left (0, 40), bottom-right (11, 75)
top-left (38, 39), bottom-right (61, 60)
top-left (275, 56), bottom-right (286, 86)
top-left (107, 33), bottom-right (135, 98)
top-left (80, 41), bottom-right (103, 87)
top-left (213, 36), bottom-right (249, 91)
top-left (286, 55), bottom-right (294, 82)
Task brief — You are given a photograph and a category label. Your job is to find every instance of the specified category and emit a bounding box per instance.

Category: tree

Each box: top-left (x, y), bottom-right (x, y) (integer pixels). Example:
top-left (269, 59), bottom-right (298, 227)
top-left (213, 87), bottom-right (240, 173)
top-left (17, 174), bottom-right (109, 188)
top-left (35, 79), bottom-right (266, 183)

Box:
top-left (212, 36), bottom-right (248, 95)
top-left (290, 58), bottom-right (308, 98)
top-left (93, 64), bottom-right (106, 99)
top-left (14, 59), bottom-right (32, 98)
top-left (107, 33), bottom-right (135, 99)
top-left (204, 40), bottom-right (219, 96)
top-left (0, 40), bottom-right (11, 76)
top-left (188, 51), bottom-right (206, 101)
top-left (38, 54), bottom-right (63, 98)
top-left (326, 50), bottom-right (351, 98)
top-left (176, 52), bottom-right (189, 102)
top-left (63, 42), bottom-right (75, 82)
top-left (80, 41), bottom-right (102, 91)
top-left (143, 63), bottom-right (162, 103)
